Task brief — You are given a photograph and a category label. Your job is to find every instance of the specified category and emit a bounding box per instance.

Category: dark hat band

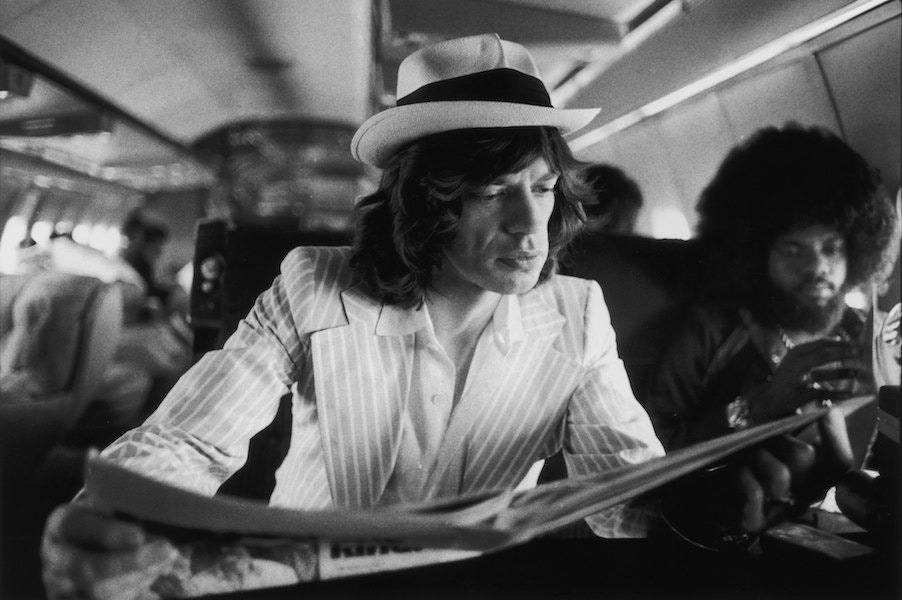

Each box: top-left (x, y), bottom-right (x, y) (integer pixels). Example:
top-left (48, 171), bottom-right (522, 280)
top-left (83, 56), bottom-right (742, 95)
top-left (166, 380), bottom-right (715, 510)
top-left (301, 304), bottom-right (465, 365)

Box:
top-left (396, 68), bottom-right (553, 108)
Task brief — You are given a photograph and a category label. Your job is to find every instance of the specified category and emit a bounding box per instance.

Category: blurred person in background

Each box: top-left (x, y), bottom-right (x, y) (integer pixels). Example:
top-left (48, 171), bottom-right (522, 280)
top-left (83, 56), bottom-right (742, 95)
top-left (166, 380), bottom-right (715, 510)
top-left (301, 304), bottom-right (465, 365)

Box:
top-left (580, 163), bottom-right (643, 235)
top-left (645, 123), bottom-right (900, 451)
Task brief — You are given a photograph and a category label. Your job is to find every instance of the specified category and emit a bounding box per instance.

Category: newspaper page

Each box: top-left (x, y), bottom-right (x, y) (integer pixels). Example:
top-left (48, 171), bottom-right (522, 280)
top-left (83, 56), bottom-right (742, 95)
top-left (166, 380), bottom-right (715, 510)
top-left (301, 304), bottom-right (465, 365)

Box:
top-left (83, 395), bottom-right (874, 596)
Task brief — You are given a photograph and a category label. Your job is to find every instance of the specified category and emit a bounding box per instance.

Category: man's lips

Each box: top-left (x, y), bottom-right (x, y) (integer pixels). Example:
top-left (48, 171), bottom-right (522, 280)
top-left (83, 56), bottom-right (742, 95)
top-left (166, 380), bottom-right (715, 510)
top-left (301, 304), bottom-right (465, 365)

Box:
top-left (798, 280), bottom-right (836, 299)
top-left (498, 251), bottom-right (543, 269)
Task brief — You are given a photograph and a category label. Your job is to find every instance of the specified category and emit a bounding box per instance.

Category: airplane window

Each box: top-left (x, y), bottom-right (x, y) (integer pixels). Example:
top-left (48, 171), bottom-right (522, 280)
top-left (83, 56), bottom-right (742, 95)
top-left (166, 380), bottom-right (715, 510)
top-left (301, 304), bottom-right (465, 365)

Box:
top-left (648, 205), bottom-right (691, 240)
top-left (0, 215), bottom-right (27, 272)
top-left (94, 224), bottom-right (121, 255)
top-left (29, 220), bottom-right (52, 244)
top-left (54, 220), bottom-right (73, 236)
top-left (70, 222), bottom-right (92, 246)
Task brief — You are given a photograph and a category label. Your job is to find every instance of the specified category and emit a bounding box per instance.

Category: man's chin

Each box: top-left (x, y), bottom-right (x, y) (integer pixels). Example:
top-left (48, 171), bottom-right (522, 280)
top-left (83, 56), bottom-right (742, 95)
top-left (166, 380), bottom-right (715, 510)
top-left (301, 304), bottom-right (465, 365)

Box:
top-left (765, 287), bottom-right (846, 332)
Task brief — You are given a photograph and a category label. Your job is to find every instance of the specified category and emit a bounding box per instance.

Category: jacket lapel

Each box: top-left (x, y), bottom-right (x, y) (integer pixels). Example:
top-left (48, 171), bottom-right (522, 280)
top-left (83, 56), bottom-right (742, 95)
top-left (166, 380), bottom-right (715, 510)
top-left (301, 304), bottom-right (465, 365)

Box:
top-left (311, 284), bottom-right (412, 509)
top-left (426, 291), bottom-right (585, 499)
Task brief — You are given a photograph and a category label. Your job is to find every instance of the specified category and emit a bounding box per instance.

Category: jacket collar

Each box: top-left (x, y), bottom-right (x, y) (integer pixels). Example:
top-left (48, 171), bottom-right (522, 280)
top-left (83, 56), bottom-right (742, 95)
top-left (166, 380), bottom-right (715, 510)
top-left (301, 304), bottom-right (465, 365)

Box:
top-left (316, 280), bottom-right (569, 508)
top-left (341, 283), bottom-right (537, 354)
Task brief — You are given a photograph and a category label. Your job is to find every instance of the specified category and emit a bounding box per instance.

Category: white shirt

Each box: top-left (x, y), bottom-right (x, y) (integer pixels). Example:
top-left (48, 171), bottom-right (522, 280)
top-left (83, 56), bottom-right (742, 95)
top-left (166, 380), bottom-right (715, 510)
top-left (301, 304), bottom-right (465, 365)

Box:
top-left (380, 297), bottom-right (526, 504)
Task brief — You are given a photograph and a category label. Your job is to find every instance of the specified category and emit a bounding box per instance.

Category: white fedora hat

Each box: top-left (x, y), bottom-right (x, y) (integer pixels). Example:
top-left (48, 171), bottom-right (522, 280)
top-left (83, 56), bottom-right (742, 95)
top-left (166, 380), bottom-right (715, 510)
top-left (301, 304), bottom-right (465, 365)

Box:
top-left (351, 33), bottom-right (600, 168)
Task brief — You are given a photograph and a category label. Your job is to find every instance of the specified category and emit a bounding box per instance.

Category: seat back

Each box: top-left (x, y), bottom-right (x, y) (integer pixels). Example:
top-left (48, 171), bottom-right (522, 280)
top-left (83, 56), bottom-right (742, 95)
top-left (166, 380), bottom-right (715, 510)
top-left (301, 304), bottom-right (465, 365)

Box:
top-left (0, 272), bottom-right (123, 480)
top-left (561, 234), bottom-right (709, 404)
top-left (189, 219), bottom-right (349, 500)
top-left (190, 219), bottom-right (351, 357)
top-left (540, 234), bottom-right (709, 491)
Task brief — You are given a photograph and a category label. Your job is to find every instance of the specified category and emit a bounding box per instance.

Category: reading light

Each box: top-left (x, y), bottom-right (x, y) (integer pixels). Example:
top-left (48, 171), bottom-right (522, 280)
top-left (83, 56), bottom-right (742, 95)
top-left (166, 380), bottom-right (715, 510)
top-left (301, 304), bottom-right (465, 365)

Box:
top-left (844, 289), bottom-right (869, 310)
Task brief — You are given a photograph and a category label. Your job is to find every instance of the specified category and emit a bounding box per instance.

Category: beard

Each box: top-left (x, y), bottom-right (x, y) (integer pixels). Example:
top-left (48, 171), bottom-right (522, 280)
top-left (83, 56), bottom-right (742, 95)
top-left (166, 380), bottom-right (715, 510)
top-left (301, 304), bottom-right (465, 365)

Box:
top-left (761, 278), bottom-right (847, 332)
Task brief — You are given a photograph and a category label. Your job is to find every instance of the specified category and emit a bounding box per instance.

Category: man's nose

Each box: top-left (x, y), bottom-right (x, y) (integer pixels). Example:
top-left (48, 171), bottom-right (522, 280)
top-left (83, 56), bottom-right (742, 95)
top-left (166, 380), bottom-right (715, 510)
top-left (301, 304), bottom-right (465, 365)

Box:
top-left (803, 249), bottom-right (831, 276)
top-left (505, 187), bottom-right (545, 235)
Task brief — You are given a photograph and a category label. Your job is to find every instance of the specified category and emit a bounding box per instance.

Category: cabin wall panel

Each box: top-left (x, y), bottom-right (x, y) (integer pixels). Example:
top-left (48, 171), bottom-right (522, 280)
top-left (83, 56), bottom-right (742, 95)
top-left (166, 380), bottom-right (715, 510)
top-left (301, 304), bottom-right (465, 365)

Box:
top-left (818, 15), bottom-right (901, 194)
top-left (2, 0), bottom-right (175, 93)
top-left (603, 120), bottom-right (684, 238)
top-left (567, 0), bottom-right (858, 123)
top-left (576, 139), bottom-right (620, 168)
top-left (653, 93), bottom-right (735, 233)
top-left (717, 56), bottom-right (842, 140)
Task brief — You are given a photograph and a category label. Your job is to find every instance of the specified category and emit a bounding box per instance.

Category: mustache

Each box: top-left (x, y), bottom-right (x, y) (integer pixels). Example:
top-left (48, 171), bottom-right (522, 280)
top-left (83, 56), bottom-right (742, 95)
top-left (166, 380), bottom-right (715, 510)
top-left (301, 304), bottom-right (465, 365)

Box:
top-left (797, 275), bottom-right (836, 290)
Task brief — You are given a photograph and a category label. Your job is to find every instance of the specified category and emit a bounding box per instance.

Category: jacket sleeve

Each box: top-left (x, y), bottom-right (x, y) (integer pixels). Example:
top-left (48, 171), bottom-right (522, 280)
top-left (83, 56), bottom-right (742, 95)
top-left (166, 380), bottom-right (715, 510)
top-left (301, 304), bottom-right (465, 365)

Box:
top-left (99, 248), bottom-right (317, 496)
top-left (643, 306), bottom-right (739, 450)
top-left (562, 280), bottom-right (665, 538)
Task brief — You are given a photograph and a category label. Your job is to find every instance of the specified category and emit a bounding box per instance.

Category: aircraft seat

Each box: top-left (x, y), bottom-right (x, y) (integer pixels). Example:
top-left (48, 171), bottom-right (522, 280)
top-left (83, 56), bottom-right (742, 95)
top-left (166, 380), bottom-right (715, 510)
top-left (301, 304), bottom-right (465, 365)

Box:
top-left (561, 233), bottom-right (709, 405)
top-left (0, 271), bottom-right (124, 484)
top-left (189, 219), bottom-right (349, 501)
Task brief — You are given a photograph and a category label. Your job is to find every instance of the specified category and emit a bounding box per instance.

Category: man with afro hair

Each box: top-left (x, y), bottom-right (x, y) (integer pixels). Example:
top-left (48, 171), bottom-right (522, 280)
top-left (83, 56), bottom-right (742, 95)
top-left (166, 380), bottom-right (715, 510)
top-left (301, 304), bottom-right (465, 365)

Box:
top-left (645, 123), bottom-right (899, 451)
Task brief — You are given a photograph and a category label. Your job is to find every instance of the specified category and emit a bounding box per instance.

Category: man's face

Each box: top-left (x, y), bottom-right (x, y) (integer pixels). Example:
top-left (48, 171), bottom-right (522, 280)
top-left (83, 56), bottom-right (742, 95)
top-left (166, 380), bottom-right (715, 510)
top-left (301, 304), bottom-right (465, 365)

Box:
top-left (767, 224), bottom-right (848, 312)
top-left (436, 157), bottom-right (557, 297)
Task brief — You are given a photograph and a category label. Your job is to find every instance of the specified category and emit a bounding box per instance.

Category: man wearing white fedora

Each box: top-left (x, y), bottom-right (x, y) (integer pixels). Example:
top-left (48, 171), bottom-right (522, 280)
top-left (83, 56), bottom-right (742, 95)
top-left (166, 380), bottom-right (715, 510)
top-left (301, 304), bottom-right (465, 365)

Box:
top-left (42, 34), bottom-right (853, 598)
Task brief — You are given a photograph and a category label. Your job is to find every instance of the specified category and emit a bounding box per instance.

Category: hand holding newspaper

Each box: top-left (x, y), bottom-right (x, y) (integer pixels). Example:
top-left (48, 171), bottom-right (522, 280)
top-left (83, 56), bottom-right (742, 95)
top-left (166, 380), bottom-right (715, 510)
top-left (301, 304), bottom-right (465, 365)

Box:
top-left (83, 395), bottom-right (873, 597)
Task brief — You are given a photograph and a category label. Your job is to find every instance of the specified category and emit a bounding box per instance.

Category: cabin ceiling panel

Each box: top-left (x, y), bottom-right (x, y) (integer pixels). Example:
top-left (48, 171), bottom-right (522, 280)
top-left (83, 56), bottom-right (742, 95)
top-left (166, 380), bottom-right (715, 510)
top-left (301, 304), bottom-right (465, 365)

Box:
top-left (567, 0), bottom-right (861, 131)
top-left (1, 0), bottom-right (374, 143)
top-left (384, 0), bottom-right (632, 93)
top-left (2, 0), bottom-right (181, 99)
top-left (717, 56), bottom-right (842, 141)
top-left (487, 0), bottom-right (652, 22)
top-left (818, 15), bottom-right (901, 194)
top-left (115, 67), bottom-right (223, 141)
top-left (1, 0), bottom-right (46, 22)
top-left (604, 119), bottom-right (683, 236)
top-left (654, 92), bottom-right (734, 217)
top-left (3, 0), bottom-right (675, 147)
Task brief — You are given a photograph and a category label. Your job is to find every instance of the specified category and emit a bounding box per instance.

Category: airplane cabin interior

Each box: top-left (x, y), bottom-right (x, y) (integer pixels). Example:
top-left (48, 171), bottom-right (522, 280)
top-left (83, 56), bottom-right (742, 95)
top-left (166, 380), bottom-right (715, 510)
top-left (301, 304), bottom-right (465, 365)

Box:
top-left (0, 1), bottom-right (899, 598)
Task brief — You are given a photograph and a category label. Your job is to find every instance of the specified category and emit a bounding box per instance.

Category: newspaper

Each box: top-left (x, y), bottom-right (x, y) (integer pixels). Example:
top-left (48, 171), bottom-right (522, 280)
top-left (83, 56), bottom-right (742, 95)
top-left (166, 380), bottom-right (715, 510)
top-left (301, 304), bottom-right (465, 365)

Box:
top-left (83, 395), bottom-right (873, 597)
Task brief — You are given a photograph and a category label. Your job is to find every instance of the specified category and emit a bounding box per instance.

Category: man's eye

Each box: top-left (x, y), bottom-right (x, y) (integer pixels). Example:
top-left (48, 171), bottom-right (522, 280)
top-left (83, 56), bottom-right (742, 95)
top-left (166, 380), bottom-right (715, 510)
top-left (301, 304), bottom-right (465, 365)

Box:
top-left (475, 189), bottom-right (504, 201)
top-left (777, 244), bottom-right (801, 257)
top-left (824, 241), bottom-right (846, 256)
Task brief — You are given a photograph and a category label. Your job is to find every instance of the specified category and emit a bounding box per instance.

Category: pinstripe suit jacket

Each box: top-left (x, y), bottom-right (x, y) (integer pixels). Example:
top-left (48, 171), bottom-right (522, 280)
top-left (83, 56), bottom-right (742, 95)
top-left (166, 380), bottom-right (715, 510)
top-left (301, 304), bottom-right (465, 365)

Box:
top-left (104, 246), bottom-right (664, 537)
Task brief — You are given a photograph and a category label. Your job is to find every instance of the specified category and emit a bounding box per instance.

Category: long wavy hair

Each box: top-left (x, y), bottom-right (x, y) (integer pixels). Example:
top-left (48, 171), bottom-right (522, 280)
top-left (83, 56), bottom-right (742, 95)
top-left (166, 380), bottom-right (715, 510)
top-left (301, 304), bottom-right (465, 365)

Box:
top-left (696, 123), bottom-right (899, 308)
top-left (350, 126), bottom-right (588, 307)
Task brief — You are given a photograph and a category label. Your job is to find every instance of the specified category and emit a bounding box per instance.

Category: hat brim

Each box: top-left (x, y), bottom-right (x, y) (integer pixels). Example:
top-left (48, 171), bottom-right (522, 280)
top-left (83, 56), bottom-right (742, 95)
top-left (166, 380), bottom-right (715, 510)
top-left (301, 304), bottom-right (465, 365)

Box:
top-left (351, 101), bottom-right (600, 168)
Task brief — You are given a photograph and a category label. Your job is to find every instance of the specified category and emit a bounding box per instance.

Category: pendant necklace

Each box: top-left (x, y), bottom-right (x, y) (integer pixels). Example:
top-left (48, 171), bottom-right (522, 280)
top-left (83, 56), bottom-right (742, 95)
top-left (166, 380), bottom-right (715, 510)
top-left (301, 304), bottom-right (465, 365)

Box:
top-left (775, 323), bottom-right (796, 350)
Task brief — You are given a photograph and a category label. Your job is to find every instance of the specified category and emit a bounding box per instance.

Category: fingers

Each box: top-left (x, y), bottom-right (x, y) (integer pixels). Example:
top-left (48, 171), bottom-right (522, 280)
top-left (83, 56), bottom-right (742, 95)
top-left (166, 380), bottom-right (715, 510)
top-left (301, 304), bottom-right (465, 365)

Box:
top-left (42, 504), bottom-right (177, 600)
top-left (790, 338), bottom-right (860, 359)
top-left (722, 411), bottom-right (855, 539)
top-left (734, 435), bottom-right (819, 532)
top-left (767, 435), bottom-right (819, 477)
top-left (50, 505), bottom-right (146, 551)
top-left (44, 540), bottom-right (176, 600)
top-left (796, 361), bottom-right (866, 405)
top-left (763, 341), bottom-right (864, 419)
top-left (817, 407), bottom-right (854, 474)
top-left (782, 341), bottom-right (863, 380)
top-left (735, 466), bottom-right (767, 532)
top-left (806, 366), bottom-right (863, 383)
top-left (744, 447), bottom-right (792, 501)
